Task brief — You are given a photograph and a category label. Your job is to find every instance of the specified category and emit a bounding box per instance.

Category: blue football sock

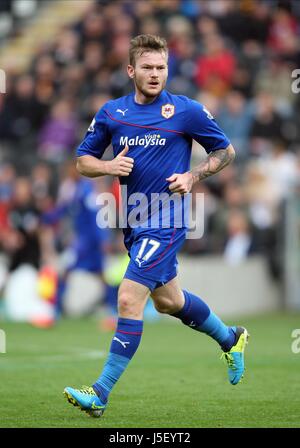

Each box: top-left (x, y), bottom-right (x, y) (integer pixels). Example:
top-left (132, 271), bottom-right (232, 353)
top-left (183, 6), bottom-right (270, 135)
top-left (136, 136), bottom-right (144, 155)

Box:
top-left (93, 317), bottom-right (143, 403)
top-left (172, 290), bottom-right (235, 351)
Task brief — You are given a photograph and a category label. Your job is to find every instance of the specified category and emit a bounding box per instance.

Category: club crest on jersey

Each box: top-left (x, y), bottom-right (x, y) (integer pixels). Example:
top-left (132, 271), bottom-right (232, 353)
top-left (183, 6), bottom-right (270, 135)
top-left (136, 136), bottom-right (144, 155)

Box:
top-left (161, 103), bottom-right (175, 119)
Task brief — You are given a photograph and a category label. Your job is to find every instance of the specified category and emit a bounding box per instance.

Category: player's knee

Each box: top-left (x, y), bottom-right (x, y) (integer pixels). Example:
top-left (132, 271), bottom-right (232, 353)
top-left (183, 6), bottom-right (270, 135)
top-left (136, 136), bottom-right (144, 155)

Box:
top-left (154, 302), bottom-right (169, 314)
top-left (118, 292), bottom-right (138, 316)
top-left (153, 297), bottom-right (176, 314)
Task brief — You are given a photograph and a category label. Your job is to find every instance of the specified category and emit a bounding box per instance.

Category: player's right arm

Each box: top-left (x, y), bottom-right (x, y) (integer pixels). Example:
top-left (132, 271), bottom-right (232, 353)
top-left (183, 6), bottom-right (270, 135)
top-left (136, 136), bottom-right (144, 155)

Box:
top-left (76, 106), bottom-right (134, 178)
top-left (77, 146), bottom-right (133, 178)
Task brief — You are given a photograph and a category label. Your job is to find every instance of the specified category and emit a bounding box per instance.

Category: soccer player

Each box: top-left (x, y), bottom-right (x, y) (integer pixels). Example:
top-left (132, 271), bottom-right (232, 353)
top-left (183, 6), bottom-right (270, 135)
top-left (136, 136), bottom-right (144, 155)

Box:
top-left (64, 35), bottom-right (249, 417)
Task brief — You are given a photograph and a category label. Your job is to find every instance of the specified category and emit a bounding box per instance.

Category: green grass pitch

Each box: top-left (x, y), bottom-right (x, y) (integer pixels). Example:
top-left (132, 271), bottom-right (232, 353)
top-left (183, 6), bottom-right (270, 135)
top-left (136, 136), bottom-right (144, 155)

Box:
top-left (0, 312), bottom-right (300, 428)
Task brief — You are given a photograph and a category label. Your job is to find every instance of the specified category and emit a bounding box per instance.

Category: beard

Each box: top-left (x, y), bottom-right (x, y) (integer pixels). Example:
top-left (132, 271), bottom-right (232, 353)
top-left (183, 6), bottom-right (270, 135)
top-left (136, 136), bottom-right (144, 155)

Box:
top-left (134, 75), bottom-right (166, 98)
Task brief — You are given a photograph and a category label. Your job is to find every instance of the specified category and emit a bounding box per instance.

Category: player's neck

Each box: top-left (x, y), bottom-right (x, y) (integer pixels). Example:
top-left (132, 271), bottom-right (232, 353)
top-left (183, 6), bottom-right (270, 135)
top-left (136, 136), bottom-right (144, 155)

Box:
top-left (134, 90), bottom-right (160, 105)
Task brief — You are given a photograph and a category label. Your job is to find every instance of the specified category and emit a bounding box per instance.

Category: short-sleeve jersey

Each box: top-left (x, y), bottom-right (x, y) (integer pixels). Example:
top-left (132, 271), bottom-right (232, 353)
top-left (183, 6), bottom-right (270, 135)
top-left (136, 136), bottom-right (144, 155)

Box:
top-left (77, 90), bottom-right (230, 229)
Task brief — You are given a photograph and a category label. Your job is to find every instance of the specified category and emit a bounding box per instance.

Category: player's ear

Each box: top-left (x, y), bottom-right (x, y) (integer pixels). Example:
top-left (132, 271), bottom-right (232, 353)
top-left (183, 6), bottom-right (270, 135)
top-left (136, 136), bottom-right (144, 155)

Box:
top-left (127, 65), bottom-right (135, 79)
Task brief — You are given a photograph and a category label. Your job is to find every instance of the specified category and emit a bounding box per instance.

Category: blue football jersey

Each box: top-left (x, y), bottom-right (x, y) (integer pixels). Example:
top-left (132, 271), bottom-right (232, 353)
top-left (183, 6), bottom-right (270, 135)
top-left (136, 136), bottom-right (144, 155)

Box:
top-left (77, 90), bottom-right (230, 229)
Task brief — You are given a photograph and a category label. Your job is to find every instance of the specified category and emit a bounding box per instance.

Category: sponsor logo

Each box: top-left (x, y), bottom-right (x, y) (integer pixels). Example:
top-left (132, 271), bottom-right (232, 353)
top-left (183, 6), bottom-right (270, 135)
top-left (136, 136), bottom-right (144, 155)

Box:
top-left (116, 108), bottom-right (128, 116)
top-left (113, 336), bottom-right (130, 349)
top-left (135, 258), bottom-right (144, 268)
top-left (120, 133), bottom-right (166, 148)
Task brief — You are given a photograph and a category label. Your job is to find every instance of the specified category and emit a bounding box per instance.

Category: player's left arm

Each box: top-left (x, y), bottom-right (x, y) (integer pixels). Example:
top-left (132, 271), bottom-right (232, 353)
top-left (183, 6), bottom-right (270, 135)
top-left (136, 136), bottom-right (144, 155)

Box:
top-left (167, 99), bottom-right (235, 194)
top-left (191, 143), bottom-right (235, 182)
top-left (167, 144), bottom-right (235, 194)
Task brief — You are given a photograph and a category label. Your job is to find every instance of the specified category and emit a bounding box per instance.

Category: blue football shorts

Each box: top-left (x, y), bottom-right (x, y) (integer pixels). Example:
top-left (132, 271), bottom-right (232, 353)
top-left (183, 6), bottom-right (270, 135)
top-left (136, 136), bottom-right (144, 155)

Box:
top-left (123, 227), bottom-right (186, 291)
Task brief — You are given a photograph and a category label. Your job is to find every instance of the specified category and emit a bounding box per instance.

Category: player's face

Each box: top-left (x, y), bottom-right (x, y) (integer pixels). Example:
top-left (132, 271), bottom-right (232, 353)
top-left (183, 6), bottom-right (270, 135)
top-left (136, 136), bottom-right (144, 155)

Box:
top-left (128, 51), bottom-right (168, 101)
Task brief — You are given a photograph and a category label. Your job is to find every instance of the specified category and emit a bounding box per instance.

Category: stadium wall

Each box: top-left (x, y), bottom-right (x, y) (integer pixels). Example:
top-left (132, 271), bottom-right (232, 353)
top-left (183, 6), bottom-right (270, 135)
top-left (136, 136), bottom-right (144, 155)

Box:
top-left (177, 255), bottom-right (281, 318)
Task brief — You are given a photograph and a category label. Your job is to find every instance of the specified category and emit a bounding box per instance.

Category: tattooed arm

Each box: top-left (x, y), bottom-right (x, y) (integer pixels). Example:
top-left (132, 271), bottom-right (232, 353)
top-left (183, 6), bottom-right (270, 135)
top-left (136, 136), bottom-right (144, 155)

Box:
top-left (167, 144), bottom-right (235, 195)
top-left (190, 144), bottom-right (235, 183)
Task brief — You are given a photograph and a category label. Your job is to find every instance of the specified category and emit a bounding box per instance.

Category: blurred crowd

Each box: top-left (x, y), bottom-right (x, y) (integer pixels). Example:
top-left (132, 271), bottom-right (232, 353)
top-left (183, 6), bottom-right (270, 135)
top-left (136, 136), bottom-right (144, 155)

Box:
top-left (1, 0), bottom-right (300, 321)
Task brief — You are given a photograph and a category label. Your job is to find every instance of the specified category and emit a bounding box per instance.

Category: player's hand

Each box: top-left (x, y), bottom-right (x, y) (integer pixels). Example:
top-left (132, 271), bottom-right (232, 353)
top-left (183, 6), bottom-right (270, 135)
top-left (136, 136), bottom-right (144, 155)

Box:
top-left (166, 172), bottom-right (194, 195)
top-left (106, 145), bottom-right (134, 176)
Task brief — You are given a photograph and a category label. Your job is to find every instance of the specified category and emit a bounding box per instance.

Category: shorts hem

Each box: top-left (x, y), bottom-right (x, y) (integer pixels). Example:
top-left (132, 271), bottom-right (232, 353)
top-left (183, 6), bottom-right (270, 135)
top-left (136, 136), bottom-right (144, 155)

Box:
top-left (123, 272), bottom-right (157, 291)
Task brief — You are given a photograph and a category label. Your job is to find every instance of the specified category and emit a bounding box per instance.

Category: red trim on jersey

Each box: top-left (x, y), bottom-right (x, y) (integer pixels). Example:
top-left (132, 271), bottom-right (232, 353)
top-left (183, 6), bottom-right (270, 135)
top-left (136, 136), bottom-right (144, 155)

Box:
top-left (145, 228), bottom-right (177, 271)
top-left (105, 111), bottom-right (184, 135)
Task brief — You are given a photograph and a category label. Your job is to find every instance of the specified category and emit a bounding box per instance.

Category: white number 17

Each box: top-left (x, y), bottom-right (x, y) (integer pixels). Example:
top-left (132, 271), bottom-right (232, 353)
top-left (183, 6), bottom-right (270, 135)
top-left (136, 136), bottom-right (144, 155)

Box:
top-left (136, 238), bottom-right (160, 264)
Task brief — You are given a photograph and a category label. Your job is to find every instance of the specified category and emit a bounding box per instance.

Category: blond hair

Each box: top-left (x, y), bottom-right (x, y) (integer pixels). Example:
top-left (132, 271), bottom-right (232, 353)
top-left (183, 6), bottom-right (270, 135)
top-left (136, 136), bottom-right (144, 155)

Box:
top-left (129, 34), bottom-right (168, 66)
